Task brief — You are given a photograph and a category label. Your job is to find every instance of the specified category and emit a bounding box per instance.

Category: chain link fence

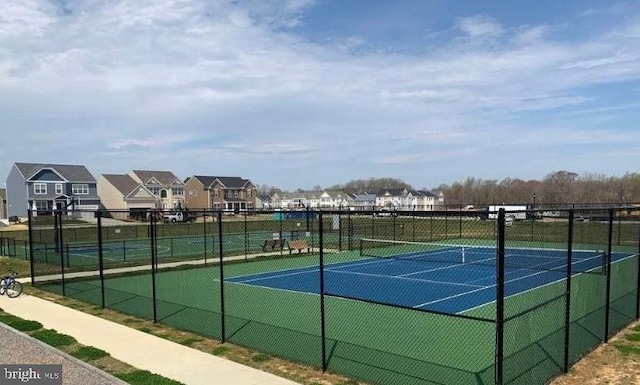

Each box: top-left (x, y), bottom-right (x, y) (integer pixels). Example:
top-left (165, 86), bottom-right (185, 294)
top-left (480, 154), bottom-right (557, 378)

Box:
top-left (26, 207), bottom-right (640, 385)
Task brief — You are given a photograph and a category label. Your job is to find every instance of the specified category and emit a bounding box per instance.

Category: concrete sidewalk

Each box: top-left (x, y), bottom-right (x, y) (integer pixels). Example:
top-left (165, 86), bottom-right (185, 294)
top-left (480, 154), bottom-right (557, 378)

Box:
top-left (0, 294), bottom-right (299, 385)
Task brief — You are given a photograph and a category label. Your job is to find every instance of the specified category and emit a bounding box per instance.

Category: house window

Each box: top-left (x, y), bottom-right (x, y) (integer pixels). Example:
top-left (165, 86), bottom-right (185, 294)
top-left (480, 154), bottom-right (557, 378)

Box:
top-left (150, 187), bottom-right (160, 196)
top-left (160, 189), bottom-right (168, 198)
top-left (214, 189), bottom-right (219, 198)
top-left (34, 183), bottom-right (47, 194)
top-left (248, 189), bottom-right (252, 197)
top-left (72, 184), bottom-right (89, 195)
top-left (213, 203), bottom-right (221, 210)
top-left (172, 187), bottom-right (184, 196)
top-left (35, 201), bottom-right (48, 211)
top-left (55, 184), bottom-right (63, 195)
top-left (234, 190), bottom-right (239, 198)
top-left (189, 190), bottom-right (197, 198)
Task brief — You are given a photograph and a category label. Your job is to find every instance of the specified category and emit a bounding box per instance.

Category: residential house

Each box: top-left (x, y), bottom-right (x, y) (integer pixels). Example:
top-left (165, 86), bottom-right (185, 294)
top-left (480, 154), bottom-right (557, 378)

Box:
top-left (5, 162), bottom-right (100, 218)
top-left (376, 188), bottom-right (445, 211)
top-left (97, 174), bottom-right (158, 220)
top-left (0, 188), bottom-right (7, 219)
top-left (279, 191), bottom-right (352, 209)
top-left (128, 170), bottom-right (185, 210)
top-left (350, 192), bottom-right (377, 211)
top-left (184, 176), bottom-right (256, 212)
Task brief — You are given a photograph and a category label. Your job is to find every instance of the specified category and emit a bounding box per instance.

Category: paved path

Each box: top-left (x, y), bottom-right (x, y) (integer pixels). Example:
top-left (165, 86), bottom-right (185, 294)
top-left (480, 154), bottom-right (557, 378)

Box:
top-left (0, 295), bottom-right (299, 385)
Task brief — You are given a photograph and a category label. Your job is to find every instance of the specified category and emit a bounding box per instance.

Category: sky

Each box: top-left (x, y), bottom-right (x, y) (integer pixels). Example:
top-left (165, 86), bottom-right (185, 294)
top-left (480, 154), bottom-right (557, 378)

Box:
top-left (1, 0), bottom-right (639, 191)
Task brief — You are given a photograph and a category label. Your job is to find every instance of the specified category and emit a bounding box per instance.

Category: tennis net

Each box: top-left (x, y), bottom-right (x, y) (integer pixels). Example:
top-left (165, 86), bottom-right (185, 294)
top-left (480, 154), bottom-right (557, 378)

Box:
top-left (359, 239), bottom-right (606, 274)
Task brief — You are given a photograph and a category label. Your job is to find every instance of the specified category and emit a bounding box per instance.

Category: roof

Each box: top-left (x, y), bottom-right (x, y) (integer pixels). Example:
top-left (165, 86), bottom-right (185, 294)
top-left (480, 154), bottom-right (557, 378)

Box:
top-left (14, 163), bottom-right (96, 182)
top-left (191, 176), bottom-right (250, 188)
top-left (131, 170), bottom-right (181, 185)
top-left (102, 174), bottom-right (141, 196)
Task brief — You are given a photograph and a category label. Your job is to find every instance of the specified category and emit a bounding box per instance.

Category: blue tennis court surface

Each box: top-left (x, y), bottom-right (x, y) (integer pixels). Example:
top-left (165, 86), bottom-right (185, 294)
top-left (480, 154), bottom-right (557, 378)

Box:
top-left (227, 246), bottom-right (632, 314)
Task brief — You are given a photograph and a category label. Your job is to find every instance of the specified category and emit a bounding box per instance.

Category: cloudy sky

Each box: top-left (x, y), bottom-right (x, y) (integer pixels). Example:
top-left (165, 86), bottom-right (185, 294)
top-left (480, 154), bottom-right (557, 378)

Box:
top-left (1, 0), bottom-right (639, 191)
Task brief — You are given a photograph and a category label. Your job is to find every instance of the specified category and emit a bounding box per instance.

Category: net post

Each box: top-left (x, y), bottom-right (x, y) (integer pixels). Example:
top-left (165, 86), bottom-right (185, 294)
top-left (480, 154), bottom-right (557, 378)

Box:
top-left (604, 208), bottom-right (614, 342)
top-left (218, 210), bottom-right (226, 343)
top-left (97, 211), bottom-right (106, 309)
top-left (27, 209), bottom-right (35, 286)
top-left (150, 211), bottom-right (158, 323)
top-left (496, 208), bottom-right (506, 385)
top-left (563, 210), bottom-right (574, 372)
top-left (319, 211), bottom-right (327, 372)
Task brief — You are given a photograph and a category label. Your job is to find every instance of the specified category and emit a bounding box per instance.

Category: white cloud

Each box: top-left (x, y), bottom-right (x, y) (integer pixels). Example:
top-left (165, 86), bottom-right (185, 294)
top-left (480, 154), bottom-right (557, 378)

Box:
top-left (0, 1), bottom-right (639, 189)
top-left (456, 15), bottom-right (504, 37)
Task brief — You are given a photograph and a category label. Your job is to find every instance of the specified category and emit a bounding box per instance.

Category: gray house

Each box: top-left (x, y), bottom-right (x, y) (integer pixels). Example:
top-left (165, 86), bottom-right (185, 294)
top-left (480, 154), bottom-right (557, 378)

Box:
top-left (5, 163), bottom-right (100, 218)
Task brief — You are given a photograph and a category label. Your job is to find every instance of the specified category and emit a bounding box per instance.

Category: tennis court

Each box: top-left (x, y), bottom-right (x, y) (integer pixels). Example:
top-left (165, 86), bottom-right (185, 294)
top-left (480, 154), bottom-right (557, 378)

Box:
top-left (228, 240), bottom-right (623, 315)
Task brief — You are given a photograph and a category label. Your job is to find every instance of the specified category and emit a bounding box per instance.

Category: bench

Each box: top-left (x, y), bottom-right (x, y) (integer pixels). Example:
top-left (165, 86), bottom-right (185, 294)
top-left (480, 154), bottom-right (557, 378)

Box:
top-left (288, 239), bottom-right (310, 254)
top-left (262, 239), bottom-right (285, 252)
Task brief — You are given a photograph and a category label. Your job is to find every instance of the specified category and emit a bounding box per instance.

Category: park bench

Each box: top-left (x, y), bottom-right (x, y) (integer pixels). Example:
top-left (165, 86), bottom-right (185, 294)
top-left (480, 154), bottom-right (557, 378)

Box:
top-left (262, 239), bottom-right (285, 252)
top-left (288, 239), bottom-right (310, 254)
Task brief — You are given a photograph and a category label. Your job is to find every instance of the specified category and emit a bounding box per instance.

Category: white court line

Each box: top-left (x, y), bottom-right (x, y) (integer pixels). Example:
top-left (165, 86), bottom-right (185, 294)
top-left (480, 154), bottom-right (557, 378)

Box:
top-left (396, 261), bottom-right (472, 277)
top-left (414, 253), bottom-right (577, 308)
top-left (325, 269), bottom-right (486, 288)
top-left (232, 268), bottom-right (318, 283)
top-left (461, 252), bottom-right (639, 314)
top-left (215, 279), bottom-right (318, 297)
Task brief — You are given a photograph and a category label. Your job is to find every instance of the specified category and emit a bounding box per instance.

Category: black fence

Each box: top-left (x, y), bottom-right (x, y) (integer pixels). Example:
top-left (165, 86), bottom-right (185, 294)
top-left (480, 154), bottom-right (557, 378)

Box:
top-left (27, 208), bottom-right (640, 385)
top-left (0, 234), bottom-right (29, 260)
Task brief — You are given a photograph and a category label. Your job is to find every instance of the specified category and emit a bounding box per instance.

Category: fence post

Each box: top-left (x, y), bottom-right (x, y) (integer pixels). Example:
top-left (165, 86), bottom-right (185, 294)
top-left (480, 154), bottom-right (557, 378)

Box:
top-left (319, 211), bottom-right (327, 372)
top-left (459, 208), bottom-right (463, 239)
top-left (150, 212), bottom-right (158, 323)
top-left (218, 211), bottom-right (226, 343)
top-left (339, 212), bottom-right (343, 252)
top-left (495, 208), bottom-right (506, 385)
top-left (636, 221), bottom-right (640, 320)
top-left (244, 210), bottom-right (248, 258)
top-left (28, 210), bottom-right (35, 285)
top-left (123, 240), bottom-right (127, 262)
top-left (604, 208), bottom-right (614, 342)
top-left (56, 211), bottom-right (66, 297)
top-left (203, 209), bottom-right (208, 267)
top-left (97, 211), bottom-right (106, 309)
top-left (564, 210), bottom-right (574, 372)
top-left (412, 209), bottom-right (416, 242)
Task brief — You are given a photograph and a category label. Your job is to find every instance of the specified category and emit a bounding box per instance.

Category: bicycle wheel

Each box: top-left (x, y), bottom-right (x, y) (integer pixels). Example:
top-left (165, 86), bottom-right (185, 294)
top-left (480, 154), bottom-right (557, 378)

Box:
top-left (6, 281), bottom-right (22, 298)
top-left (0, 279), bottom-right (5, 296)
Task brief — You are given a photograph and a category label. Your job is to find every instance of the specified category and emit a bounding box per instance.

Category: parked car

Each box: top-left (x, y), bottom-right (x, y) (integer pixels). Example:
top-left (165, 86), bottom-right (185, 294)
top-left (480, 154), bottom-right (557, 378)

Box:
top-left (163, 210), bottom-right (196, 223)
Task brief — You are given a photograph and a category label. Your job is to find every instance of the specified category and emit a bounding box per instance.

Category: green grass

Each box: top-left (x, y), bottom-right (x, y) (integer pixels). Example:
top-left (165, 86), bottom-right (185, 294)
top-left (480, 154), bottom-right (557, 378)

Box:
top-left (251, 353), bottom-right (271, 363)
top-left (0, 314), bottom-right (43, 331)
top-left (613, 343), bottom-right (640, 355)
top-left (116, 370), bottom-right (185, 385)
top-left (211, 346), bottom-right (229, 355)
top-left (30, 329), bottom-right (77, 347)
top-left (70, 346), bottom-right (110, 361)
top-left (624, 333), bottom-right (640, 342)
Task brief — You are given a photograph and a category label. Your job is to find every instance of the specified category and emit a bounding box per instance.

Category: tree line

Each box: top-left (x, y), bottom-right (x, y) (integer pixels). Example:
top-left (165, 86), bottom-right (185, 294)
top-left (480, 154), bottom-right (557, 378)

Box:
top-left (433, 171), bottom-right (640, 206)
top-left (257, 172), bottom-right (640, 207)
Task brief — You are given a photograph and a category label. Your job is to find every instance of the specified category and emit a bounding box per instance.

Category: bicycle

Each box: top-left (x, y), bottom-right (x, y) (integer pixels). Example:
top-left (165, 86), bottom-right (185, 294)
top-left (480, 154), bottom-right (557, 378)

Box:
top-left (0, 271), bottom-right (23, 298)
